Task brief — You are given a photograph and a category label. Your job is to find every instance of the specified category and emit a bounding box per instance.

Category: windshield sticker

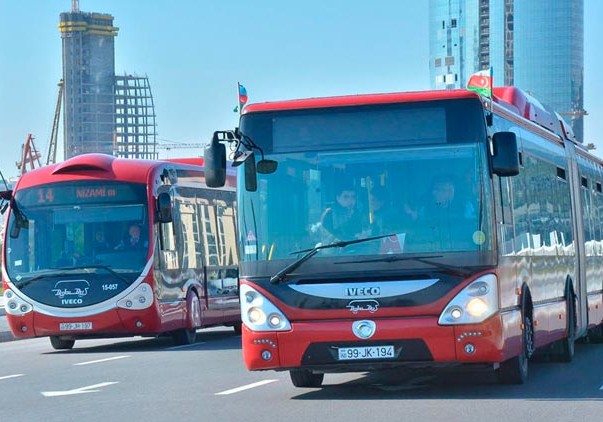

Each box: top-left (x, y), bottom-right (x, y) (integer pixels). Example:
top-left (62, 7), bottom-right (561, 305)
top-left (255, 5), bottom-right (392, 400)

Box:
top-left (346, 299), bottom-right (380, 314)
top-left (52, 280), bottom-right (90, 305)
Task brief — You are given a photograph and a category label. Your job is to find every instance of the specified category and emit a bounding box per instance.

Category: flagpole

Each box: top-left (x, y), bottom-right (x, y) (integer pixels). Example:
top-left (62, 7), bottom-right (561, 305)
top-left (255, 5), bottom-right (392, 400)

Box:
top-left (237, 82), bottom-right (241, 115)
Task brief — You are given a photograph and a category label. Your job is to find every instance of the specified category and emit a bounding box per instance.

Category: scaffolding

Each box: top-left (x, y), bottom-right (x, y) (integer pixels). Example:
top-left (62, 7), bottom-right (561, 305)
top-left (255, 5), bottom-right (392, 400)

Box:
top-left (114, 74), bottom-right (158, 160)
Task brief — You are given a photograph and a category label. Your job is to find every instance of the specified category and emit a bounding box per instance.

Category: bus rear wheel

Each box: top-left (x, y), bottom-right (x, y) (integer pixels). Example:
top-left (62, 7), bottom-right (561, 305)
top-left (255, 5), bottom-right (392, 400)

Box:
top-left (50, 336), bottom-right (75, 350)
top-left (556, 288), bottom-right (576, 362)
top-left (289, 369), bottom-right (324, 388)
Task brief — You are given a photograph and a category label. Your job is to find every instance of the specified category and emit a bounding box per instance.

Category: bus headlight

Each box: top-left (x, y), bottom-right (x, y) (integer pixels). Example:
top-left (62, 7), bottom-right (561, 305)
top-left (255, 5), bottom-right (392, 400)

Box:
top-left (240, 284), bottom-right (291, 332)
top-left (4, 289), bottom-right (33, 316)
top-left (117, 283), bottom-right (154, 310)
top-left (438, 274), bottom-right (498, 325)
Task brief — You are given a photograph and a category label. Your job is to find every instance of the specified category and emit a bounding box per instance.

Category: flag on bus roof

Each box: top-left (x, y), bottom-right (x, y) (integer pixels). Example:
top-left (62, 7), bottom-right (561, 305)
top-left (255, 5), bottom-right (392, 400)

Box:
top-left (467, 68), bottom-right (493, 98)
top-left (238, 83), bottom-right (248, 109)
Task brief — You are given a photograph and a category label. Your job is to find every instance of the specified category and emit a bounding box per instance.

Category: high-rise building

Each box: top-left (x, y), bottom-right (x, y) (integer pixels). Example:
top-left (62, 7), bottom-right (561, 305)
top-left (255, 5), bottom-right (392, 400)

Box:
top-left (429, 0), bottom-right (585, 141)
top-left (59, 8), bottom-right (118, 159)
top-left (58, 3), bottom-right (158, 161)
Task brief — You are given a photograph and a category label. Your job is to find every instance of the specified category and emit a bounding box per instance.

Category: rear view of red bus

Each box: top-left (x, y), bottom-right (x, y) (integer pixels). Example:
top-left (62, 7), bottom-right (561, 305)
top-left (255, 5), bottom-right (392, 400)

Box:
top-left (205, 87), bottom-right (603, 387)
top-left (1, 153), bottom-right (240, 349)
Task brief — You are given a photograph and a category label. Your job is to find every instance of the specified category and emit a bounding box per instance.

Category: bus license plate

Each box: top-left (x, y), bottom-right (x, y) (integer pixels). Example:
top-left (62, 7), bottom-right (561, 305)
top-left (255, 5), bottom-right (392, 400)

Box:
top-left (338, 345), bottom-right (394, 361)
top-left (59, 322), bottom-right (93, 331)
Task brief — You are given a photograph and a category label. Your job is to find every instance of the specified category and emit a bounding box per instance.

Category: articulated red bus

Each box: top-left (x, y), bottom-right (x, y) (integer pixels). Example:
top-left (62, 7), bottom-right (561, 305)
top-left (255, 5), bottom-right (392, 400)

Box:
top-left (0, 153), bottom-right (240, 349)
top-left (205, 86), bottom-right (603, 386)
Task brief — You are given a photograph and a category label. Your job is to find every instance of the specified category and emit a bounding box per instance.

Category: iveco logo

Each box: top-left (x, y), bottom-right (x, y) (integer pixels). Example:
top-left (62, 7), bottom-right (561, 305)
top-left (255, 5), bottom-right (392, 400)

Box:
top-left (352, 320), bottom-right (376, 339)
top-left (345, 287), bottom-right (380, 297)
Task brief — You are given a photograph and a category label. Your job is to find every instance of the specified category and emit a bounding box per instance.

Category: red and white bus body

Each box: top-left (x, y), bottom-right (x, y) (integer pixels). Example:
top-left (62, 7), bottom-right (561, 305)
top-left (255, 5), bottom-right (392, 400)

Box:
top-left (1, 153), bottom-right (239, 349)
top-left (232, 87), bottom-right (603, 386)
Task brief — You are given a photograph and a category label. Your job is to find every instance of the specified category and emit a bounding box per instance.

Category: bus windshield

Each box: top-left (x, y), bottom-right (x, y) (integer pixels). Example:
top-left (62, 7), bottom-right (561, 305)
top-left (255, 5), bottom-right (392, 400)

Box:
top-left (237, 99), bottom-right (493, 274)
top-left (5, 181), bottom-right (149, 303)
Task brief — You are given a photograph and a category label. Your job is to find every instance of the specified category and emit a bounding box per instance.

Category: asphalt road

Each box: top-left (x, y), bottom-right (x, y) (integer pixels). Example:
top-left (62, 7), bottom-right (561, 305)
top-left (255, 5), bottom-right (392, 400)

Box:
top-left (1, 324), bottom-right (603, 422)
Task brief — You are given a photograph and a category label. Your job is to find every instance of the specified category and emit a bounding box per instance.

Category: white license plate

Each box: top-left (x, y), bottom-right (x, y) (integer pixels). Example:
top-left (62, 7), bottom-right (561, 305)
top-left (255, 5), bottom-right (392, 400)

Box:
top-left (337, 345), bottom-right (395, 361)
top-left (59, 322), bottom-right (93, 331)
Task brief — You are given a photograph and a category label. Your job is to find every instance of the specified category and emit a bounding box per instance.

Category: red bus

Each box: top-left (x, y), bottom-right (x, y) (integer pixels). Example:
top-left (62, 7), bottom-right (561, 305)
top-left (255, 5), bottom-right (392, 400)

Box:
top-left (0, 153), bottom-right (240, 349)
top-left (205, 87), bottom-right (603, 386)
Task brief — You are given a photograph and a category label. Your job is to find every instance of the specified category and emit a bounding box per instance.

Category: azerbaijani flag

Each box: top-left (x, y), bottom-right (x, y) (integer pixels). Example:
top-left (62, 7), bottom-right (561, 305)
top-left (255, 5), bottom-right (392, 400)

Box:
top-left (238, 83), bottom-right (248, 107)
top-left (467, 68), bottom-right (493, 97)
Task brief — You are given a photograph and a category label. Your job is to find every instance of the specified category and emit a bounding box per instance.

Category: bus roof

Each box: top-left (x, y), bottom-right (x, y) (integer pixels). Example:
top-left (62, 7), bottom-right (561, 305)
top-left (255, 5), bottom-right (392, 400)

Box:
top-left (242, 89), bottom-right (481, 113)
top-left (13, 154), bottom-right (205, 190)
top-left (242, 86), bottom-right (579, 145)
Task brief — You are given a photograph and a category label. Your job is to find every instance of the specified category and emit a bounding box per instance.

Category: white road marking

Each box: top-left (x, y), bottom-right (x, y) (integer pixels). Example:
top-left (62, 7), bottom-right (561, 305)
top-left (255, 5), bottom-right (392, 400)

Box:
top-left (215, 379), bottom-right (278, 395)
top-left (0, 374), bottom-right (24, 381)
top-left (74, 355), bottom-right (131, 366)
top-left (42, 382), bottom-right (119, 397)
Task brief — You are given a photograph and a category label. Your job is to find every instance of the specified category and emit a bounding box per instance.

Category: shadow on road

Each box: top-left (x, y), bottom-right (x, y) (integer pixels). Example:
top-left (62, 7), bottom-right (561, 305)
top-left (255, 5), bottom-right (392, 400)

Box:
top-left (42, 328), bottom-right (241, 355)
top-left (290, 343), bottom-right (603, 401)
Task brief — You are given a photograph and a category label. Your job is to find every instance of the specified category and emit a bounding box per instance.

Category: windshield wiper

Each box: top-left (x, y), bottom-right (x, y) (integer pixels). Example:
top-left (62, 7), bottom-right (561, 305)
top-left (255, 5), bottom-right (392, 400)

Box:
top-left (270, 233), bottom-right (396, 284)
top-left (14, 265), bottom-right (130, 289)
top-left (338, 254), bottom-right (470, 277)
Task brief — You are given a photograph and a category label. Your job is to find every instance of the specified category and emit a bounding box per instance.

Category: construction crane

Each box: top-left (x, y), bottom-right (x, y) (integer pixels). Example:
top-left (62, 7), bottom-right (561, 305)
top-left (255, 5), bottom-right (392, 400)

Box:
top-left (46, 79), bottom-right (64, 165)
top-left (155, 142), bottom-right (207, 152)
top-left (16, 133), bottom-right (42, 176)
top-left (15, 79), bottom-right (64, 174)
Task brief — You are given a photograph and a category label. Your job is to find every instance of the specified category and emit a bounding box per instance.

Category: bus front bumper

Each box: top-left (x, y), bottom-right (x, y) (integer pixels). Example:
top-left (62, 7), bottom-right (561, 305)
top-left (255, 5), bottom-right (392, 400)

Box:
top-left (242, 312), bottom-right (521, 372)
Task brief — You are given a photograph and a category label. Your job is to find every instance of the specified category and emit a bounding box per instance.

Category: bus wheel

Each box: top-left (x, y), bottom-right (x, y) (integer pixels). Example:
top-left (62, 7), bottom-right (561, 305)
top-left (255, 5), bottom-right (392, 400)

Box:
top-left (289, 369), bottom-right (324, 388)
top-left (556, 288), bottom-right (576, 362)
top-left (588, 324), bottom-right (603, 343)
top-left (172, 291), bottom-right (200, 346)
top-left (497, 296), bottom-right (533, 384)
top-left (50, 336), bottom-right (75, 350)
top-left (233, 322), bottom-right (242, 335)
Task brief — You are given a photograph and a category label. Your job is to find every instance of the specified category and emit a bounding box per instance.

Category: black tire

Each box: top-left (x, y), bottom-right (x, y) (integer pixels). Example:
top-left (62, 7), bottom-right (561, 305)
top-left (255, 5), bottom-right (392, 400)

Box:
top-left (50, 336), bottom-right (75, 350)
top-left (497, 289), bottom-right (533, 384)
top-left (172, 291), bottom-right (201, 346)
top-left (232, 322), bottom-right (242, 335)
top-left (172, 327), bottom-right (197, 345)
top-left (588, 324), bottom-right (603, 343)
top-left (557, 289), bottom-right (576, 362)
top-left (289, 369), bottom-right (324, 388)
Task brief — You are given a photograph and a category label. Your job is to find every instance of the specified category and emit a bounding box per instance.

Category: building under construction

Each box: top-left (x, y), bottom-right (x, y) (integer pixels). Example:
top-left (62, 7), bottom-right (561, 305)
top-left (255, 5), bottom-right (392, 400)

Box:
top-left (58, 1), bottom-right (157, 161)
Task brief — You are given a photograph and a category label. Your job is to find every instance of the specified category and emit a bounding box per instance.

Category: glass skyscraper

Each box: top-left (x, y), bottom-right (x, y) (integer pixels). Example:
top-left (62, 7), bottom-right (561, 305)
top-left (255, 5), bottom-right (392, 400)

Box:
top-left (429, 0), bottom-right (584, 141)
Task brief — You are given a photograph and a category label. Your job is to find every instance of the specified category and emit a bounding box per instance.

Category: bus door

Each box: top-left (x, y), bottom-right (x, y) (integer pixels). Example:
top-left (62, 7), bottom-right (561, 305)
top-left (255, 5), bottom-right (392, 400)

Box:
top-left (564, 140), bottom-right (588, 336)
top-left (200, 195), bottom-right (239, 320)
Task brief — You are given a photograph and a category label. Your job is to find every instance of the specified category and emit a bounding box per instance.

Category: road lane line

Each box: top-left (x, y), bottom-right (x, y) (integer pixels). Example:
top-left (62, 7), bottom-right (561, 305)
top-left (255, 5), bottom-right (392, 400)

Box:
top-left (0, 374), bottom-right (24, 381)
top-left (215, 379), bottom-right (278, 395)
top-left (42, 382), bottom-right (119, 397)
top-left (74, 355), bottom-right (131, 366)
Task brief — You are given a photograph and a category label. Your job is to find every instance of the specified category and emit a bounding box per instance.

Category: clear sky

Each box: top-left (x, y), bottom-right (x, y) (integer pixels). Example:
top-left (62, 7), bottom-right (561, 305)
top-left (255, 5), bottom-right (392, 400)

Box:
top-left (0, 0), bottom-right (602, 181)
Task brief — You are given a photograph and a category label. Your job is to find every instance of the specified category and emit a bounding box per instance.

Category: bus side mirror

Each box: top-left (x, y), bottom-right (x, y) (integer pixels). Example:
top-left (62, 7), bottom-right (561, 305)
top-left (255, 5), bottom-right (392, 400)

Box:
top-left (156, 192), bottom-right (173, 223)
top-left (204, 133), bottom-right (227, 188)
top-left (491, 131), bottom-right (520, 177)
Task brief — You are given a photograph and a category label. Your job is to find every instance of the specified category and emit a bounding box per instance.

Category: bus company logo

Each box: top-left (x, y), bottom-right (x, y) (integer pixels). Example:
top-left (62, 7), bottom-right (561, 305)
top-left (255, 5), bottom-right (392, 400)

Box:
top-left (346, 299), bottom-right (380, 314)
top-left (345, 286), bottom-right (381, 297)
top-left (52, 280), bottom-right (90, 304)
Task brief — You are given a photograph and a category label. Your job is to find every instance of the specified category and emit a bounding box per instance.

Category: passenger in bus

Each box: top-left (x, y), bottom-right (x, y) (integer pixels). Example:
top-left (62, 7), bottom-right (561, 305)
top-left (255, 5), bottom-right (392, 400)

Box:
top-left (115, 224), bottom-right (148, 250)
top-left (319, 185), bottom-right (368, 242)
top-left (368, 186), bottom-right (397, 236)
top-left (413, 175), bottom-right (474, 250)
top-left (93, 229), bottom-right (111, 253)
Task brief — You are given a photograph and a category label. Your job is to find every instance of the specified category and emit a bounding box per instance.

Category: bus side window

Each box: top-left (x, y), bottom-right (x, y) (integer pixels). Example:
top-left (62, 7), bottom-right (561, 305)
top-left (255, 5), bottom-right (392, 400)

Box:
top-left (159, 216), bottom-right (178, 270)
